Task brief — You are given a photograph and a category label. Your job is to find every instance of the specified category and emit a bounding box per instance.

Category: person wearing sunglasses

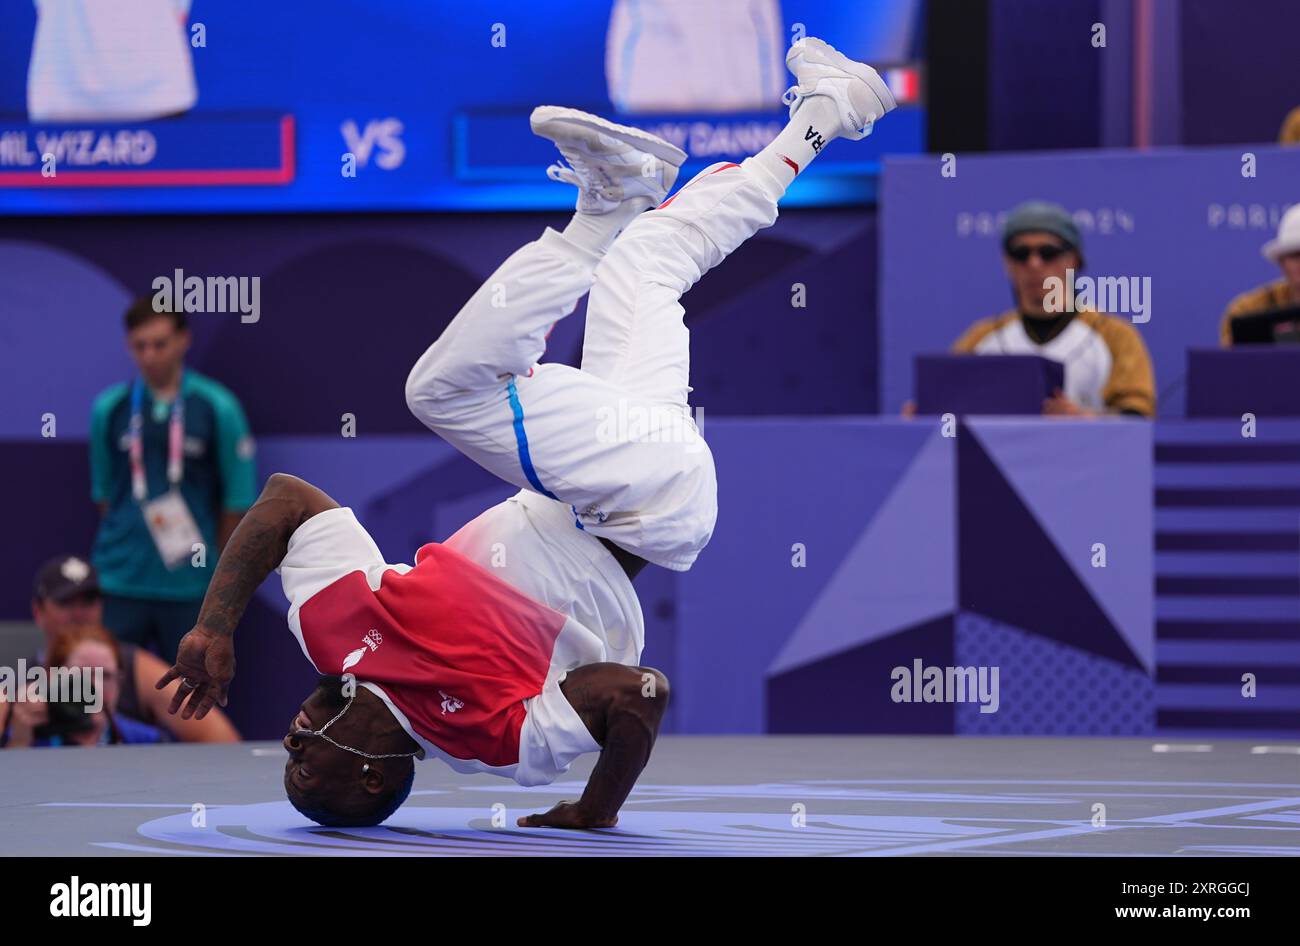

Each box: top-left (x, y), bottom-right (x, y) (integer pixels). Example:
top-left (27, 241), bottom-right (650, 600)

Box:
top-left (951, 200), bottom-right (1155, 417)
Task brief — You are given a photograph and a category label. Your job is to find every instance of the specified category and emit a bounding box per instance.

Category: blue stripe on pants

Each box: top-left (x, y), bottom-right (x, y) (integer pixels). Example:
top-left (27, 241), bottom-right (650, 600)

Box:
top-left (505, 379), bottom-right (558, 500)
top-left (505, 378), bottom-right (586, 530)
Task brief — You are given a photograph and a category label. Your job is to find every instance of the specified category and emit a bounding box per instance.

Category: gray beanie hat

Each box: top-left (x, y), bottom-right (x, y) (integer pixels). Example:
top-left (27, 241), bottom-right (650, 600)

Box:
top-left (1002, 201), bottom-right (1083, 261)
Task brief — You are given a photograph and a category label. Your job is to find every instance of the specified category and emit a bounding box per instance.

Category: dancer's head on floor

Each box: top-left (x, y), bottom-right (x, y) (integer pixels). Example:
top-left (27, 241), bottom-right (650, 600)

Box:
top-left (283, 675), bottom-right (421, 827)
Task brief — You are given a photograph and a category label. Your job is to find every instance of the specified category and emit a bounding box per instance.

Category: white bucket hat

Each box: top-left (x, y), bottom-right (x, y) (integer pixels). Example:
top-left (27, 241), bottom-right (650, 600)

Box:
top-left (1262, 204), bottom-right (1300, 262)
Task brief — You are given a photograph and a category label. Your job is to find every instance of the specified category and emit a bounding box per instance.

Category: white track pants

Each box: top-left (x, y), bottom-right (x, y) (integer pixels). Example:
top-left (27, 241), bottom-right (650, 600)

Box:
top-left (405, 161), bottom-right (780, 570)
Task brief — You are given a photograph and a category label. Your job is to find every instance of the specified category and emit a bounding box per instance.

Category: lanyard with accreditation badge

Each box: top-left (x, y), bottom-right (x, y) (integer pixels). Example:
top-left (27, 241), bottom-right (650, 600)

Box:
top-left (129, 374), bottom-right (203, 569)
top-left (129, 374), bottom-right (185, 500)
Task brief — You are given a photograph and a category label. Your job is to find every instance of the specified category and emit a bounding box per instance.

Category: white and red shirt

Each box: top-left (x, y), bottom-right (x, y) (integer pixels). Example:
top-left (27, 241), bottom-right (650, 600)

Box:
top-left (445, 489), bottom-right (645, 666)
top-left (278, 506), bottom-right (610, 782)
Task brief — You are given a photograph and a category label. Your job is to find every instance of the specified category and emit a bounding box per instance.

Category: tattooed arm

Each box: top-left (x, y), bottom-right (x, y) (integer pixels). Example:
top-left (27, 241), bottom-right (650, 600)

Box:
top-left (517, 663), bottom-right (670, 829)
top-left (156, 473), bottom-right (339, 720)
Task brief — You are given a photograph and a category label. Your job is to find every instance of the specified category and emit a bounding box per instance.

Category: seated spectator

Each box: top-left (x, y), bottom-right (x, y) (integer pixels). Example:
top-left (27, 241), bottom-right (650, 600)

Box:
top-left (1, 624), bottom-right (164, 748)
top-left (951, 200), bottom-right (1155, 417)
top-left (1219, 204), bottom-right (1300, 345)
top-left (24, 555), bottom-right (238, 742)
top-left (1280, 106), bottom-right (1300, 145)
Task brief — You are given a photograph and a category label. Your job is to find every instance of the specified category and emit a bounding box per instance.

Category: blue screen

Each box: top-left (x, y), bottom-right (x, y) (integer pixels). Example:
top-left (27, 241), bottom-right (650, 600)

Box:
top-left (0, 0), bottom-right (924, 213)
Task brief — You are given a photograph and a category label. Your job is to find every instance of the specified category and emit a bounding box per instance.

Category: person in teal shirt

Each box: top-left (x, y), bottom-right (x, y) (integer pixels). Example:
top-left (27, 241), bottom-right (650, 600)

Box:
top-left (89, 297), bottom-right (258, 662)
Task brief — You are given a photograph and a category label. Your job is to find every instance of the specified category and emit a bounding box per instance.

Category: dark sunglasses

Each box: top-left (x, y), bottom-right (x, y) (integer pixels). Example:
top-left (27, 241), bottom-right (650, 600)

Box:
top-left (1007, 243), bottom-right (1069, 263)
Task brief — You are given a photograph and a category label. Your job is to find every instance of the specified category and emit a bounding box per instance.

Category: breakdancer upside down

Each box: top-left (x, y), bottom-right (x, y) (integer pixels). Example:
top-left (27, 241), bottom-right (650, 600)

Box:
top-left (157, 38), bottom-right (896, 829)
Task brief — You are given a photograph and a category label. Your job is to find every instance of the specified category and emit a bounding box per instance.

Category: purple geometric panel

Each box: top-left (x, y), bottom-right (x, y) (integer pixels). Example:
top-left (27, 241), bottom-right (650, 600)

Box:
top-left (954, 612), bottom-right (1155, 735)
top-left (676, 420), bottom-right (933, 734)
top-left (767, 615), bottom-right (955, 734)
top-left (768, 428), bottom-right (955, 676)
top-left (957, 425), bottom-right (1142, 668)
top-left (969, 418), bottom-right (1154, 671)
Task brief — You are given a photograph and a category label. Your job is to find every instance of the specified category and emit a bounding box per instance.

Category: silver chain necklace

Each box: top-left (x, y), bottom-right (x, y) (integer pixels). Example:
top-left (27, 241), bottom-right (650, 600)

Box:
top-left (293, 697), bottom-right (422, 762)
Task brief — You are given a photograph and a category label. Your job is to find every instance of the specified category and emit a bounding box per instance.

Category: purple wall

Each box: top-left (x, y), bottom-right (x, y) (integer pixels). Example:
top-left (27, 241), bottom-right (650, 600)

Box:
top-left (988, 0), bottom-right (1104, 151)
top-left (0, 208), bottom-right (878, 443)
top-left (1180, 0), bottom-right (1300, 146)
top-left (980, 0), bottom-right (1298, 151)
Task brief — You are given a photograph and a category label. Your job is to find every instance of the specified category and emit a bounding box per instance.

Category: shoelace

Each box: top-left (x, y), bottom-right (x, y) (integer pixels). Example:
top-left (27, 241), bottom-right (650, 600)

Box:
top-left (547, 155), bottom-right (614, 198)
top-left (546, 160), bottom-right (581, 186)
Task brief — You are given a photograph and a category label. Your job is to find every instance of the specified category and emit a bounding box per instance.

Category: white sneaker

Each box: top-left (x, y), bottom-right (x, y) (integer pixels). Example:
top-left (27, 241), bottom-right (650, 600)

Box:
top-left (783, 37), bottom-right (897, 140)
top-left (530, 105), bottom-right (687, 214)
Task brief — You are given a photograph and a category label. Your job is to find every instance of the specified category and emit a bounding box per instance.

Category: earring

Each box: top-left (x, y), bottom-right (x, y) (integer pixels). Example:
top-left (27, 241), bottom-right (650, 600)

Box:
top-left (362, 763), bottom-right (370, 773)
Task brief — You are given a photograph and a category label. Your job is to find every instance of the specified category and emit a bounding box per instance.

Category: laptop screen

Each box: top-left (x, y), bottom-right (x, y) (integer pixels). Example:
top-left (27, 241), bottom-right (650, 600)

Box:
top-left (1230, 305), bottom-right (1300, 344)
